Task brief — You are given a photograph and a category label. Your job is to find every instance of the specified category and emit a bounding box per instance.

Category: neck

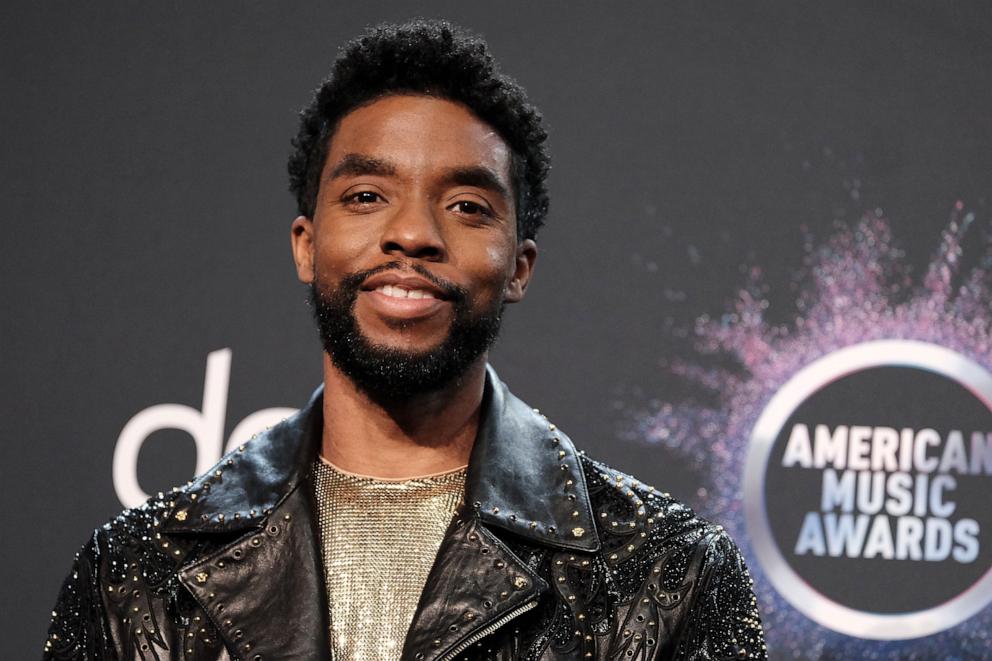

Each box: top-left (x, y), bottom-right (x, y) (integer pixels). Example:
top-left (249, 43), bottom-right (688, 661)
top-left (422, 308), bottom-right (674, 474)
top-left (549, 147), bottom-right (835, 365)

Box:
top-left (319, 354), bottom-right (486, 479)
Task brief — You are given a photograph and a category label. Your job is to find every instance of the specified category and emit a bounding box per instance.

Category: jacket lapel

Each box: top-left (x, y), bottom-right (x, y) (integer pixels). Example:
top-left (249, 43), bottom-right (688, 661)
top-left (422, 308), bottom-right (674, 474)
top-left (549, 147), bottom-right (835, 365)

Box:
top-left (401, 517), bottom-right (546, 661)
top-left (401, 367), bottom-right (600, 659)
top-left (177, 484), bottom-right (331, 660)
top-left (163, 388), bottom-right (331, 660)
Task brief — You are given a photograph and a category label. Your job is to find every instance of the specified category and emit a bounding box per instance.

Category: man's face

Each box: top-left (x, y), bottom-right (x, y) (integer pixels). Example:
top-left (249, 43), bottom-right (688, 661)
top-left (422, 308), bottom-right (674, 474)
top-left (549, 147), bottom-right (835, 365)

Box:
top-left (291, 94), bottom-right (537, 399)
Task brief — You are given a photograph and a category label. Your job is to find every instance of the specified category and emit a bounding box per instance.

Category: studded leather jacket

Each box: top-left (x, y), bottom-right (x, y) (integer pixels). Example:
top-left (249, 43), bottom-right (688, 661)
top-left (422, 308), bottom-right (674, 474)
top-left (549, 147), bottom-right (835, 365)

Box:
top-left (45, 367), bottom-right (766, 660)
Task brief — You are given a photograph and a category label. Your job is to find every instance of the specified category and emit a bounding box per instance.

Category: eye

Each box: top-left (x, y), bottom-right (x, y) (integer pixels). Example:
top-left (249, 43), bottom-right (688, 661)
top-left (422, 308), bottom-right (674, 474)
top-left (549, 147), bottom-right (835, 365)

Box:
top-left (449, 199), bottom-right (493, 218)
top-left (344, 191), bottom-right (383, 206)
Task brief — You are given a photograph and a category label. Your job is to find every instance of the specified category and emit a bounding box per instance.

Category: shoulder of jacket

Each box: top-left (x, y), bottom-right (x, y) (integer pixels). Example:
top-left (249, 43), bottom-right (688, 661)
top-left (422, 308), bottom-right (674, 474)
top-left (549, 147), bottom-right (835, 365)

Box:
top-left (577, 453), bottom-right (730, 560)
top-left (84, 488), bottom-right (195, 573)
top-left (46, 491), bottom-right (191, 658)
top-left (527, 453), bottom-right (761, 659)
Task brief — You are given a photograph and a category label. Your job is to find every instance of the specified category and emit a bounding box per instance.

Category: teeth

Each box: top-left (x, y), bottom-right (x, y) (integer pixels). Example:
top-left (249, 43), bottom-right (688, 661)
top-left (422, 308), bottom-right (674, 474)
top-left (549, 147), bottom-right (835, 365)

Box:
top-left (376, 284), bottom-right (436, 300)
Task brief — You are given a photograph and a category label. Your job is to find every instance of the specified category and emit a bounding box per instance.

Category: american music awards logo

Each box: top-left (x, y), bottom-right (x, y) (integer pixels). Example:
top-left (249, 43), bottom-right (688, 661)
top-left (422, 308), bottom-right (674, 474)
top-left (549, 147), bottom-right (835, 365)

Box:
top-left (635, 207), bottom-right (992, 656)
top-left (745, 340), bottom-right (992, 640)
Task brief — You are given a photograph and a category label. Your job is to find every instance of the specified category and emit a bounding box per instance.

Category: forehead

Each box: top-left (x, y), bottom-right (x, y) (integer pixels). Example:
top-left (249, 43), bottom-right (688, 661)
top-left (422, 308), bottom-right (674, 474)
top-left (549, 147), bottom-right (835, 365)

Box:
top-left (324, 95), bottom-right (512, 182)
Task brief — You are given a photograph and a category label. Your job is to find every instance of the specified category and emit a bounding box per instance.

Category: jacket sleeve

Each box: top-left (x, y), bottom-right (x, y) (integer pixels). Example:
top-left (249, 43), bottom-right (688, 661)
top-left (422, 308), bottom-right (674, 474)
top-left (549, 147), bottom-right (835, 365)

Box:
top-left (44, 530), bottom-right (119, 661)
top-left (674, 530), bottom-right (767, 661)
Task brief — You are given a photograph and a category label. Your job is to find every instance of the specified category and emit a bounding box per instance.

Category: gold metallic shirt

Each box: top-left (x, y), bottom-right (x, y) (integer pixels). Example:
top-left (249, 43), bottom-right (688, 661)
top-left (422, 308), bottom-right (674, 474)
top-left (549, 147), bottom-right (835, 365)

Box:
top-left (313, 457), bottom-right (466, 660)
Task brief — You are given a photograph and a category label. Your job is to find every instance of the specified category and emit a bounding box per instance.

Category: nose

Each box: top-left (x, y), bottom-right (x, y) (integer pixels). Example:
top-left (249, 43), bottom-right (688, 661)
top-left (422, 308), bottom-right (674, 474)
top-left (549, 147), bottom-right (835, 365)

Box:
top-left (379, 200), bottom-right (446, 261)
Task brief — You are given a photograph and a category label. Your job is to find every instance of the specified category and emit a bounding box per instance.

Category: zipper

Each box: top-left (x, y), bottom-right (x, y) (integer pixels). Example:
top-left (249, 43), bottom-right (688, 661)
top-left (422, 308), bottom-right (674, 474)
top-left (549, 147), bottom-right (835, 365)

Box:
top-left (437, 599), bottom-right (538, 661)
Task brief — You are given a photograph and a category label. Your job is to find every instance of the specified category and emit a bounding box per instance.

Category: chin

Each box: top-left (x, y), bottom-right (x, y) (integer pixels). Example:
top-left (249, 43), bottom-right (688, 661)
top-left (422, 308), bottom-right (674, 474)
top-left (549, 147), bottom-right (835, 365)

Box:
top-left (371, 336), bottom-right (449, 358)
top-left (358, 320), bottom-right (453, 353)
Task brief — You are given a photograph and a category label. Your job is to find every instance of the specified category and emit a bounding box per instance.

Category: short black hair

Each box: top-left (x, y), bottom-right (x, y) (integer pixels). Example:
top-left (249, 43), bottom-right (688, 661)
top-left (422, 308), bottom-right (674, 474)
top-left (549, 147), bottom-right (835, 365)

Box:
top-left (287, 19), bottom-right (550, 241)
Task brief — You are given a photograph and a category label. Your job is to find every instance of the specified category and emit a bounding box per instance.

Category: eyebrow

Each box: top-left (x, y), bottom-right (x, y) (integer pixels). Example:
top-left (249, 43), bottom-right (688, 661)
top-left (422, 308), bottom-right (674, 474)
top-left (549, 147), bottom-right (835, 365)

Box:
top-left (326, 153), bottom-right (397, 180)
top-left (440, 166), bottom-right (511, 200)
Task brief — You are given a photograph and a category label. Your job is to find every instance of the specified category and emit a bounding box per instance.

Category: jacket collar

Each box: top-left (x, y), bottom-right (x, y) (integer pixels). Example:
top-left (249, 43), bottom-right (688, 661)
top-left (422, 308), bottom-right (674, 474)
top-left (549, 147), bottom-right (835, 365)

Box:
top-left (466, 365), bottom-right (599, 551)
top-left (161, 386), bottom-right (323, 534)
top-left (162, 365), bottom-right (598, 552)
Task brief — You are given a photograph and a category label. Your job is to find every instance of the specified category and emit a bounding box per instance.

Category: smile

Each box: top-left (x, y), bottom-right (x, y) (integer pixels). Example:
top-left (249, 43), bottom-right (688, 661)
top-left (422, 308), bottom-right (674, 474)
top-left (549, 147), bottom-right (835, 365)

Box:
top-left (374, 284), bottom-right (438, 300)
top-left (361, 285), bottom-right (450, 322)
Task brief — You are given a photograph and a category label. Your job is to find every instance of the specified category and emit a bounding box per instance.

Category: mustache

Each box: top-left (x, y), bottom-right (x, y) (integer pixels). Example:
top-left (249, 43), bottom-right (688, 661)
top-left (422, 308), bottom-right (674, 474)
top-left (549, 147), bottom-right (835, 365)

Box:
top-left (342, 261), bottom-right (468, 303)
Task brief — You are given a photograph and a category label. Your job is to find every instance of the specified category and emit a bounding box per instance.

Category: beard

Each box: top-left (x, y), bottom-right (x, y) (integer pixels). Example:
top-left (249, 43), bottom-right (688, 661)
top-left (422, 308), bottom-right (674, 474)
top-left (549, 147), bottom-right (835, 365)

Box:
top-left (309, 261), bottom-right (504, 401)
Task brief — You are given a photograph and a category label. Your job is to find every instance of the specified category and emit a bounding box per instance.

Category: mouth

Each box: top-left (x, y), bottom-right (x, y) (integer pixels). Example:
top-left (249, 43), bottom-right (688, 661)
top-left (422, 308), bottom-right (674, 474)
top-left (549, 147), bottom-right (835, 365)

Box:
top-left (371, 283), bottom-right (441, 300)
top-left (360, 269), bottom-right (453, 300)
top-left (358, 270), bottom-right (454, 322)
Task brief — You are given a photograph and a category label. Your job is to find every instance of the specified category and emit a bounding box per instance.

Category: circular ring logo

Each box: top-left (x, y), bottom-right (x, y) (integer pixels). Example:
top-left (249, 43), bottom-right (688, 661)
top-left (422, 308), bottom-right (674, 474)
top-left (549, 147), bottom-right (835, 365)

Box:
top-left (744, 340), bottom-right (992, 640)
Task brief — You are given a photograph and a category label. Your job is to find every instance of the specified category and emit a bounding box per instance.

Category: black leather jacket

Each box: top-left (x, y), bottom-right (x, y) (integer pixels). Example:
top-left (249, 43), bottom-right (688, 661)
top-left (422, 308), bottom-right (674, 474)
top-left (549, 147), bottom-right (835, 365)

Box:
top-left (46, 368), bottom-right (765, 660)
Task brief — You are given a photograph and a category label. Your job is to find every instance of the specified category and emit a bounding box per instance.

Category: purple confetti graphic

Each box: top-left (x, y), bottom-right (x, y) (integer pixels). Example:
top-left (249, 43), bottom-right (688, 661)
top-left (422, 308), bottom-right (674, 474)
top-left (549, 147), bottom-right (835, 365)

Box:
top-left (635, 205), bottom-right (992, 658)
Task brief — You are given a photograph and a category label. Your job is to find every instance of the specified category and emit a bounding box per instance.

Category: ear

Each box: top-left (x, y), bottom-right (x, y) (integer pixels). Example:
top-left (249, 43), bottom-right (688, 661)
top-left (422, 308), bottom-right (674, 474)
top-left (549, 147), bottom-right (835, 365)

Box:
top-left (290, 215), bottom-right (315, 284)
top-left (504, 239), bottom-right (538, 304)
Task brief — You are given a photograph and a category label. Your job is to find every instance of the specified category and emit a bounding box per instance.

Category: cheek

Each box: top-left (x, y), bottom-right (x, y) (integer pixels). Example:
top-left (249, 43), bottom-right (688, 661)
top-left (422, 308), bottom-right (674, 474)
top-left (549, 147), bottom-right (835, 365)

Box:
top-left (485, 244), bottom-right (509, 268)
top-left (482, 243), bottom-right (517, 291)
top-left (314, 221), bottom-right (376, 269)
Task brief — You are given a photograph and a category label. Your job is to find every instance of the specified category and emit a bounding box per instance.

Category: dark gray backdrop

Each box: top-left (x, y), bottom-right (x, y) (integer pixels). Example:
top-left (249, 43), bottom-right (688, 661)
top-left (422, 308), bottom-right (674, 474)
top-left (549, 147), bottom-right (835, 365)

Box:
top-left (4, 2), bottom-right (991, 658)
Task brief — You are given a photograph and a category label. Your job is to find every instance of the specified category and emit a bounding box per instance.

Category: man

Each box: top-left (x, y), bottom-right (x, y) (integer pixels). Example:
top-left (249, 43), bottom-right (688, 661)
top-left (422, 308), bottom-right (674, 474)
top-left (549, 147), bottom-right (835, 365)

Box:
top-left (46, 20), bottom-right (765, 661)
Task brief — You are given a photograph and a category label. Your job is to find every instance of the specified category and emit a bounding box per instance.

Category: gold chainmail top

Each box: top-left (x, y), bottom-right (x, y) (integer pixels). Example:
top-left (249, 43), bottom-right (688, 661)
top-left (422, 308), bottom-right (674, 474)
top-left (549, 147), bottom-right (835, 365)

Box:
top-left (312, 457), bottom-right (467, 660)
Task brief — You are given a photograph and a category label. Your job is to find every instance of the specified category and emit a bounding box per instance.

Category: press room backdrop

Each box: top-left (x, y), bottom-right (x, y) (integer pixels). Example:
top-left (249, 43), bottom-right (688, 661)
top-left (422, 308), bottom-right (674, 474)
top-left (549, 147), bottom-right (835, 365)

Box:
top-left (4, 2), bottom-right (992, 659)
